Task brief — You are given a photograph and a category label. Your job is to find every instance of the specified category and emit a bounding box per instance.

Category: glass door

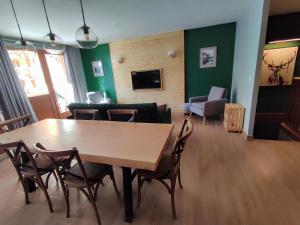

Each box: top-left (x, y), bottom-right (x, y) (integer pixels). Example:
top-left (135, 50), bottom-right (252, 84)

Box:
top-left (8, 50), bottom-right (49, 97)
top-left (45, 54), bottom-right (74, 118)
top-left (7, 49), bottom-right (75, 119)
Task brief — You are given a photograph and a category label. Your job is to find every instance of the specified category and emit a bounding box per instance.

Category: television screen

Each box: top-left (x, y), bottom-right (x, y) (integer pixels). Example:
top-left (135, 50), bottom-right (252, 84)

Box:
top-left (131, 69), bottom-right (162, 90)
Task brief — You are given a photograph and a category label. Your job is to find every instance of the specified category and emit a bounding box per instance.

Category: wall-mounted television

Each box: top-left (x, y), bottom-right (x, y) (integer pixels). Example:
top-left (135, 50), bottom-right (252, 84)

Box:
top-left (131, 69), bottom-right (162, 90)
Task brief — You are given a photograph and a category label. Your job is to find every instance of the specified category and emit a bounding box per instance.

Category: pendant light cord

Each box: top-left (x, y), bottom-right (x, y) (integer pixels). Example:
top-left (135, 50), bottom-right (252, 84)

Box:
top-left (79, 0), bottom-right (87, 27)
top-left (10, 0), bottom-right (24, 40)
top-left (42, 0), bottom-right (53, 34)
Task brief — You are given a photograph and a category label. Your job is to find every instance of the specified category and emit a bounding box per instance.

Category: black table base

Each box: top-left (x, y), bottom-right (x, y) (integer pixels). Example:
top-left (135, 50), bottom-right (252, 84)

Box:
top-left (122, 167), bottom-right (134, 223)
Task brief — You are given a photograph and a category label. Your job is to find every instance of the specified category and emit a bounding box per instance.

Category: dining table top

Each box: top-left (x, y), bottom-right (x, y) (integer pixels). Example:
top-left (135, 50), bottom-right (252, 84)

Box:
top-left (0, 119), bottom-right (174, 171)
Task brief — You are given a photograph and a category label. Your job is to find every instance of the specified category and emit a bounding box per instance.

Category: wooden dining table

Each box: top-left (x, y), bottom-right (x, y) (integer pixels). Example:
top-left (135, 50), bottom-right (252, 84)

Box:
top-left (0, 119), bottom-right (174, 223)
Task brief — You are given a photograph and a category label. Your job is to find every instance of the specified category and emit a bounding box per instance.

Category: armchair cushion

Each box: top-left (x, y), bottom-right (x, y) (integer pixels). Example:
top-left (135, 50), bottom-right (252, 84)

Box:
top-left (86, 92), bottom-right (104, 104)
top-left (207, 86), bottom-right (226, 101)
top-left (189, 96), bottom-right (207, 104)
top-left (190, 102), bottom-right (204, 110)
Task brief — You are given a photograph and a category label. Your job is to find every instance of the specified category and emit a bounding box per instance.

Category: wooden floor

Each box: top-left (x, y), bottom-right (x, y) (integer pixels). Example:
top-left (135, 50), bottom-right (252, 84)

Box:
top-left (1, 114), bottom-right (300, 225)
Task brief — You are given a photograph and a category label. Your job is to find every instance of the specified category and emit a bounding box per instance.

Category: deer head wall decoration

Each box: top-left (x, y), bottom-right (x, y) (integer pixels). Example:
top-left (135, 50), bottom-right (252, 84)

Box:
top-left (263, 51), bottom-right (297, 85)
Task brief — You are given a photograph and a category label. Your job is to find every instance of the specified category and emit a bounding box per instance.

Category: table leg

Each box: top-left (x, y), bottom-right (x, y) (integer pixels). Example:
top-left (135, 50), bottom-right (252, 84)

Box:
top-left (122, 167), bottom-right (134, 223)
top-left (21, 152), bottom-right (36, 193)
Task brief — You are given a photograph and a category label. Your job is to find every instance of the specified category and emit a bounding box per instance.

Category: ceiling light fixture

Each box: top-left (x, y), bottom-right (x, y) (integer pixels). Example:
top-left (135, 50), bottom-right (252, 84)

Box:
top-left (41, 0), bottom-right (64, 54)
top-left (10, 0), bottom-right (36, 52)
top-left (75, 0), bottom-right (98, 49)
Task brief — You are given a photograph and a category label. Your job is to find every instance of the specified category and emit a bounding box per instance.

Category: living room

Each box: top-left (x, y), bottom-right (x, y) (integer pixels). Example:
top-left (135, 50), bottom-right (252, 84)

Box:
top-left (1, 0), bottom-right (300, 225)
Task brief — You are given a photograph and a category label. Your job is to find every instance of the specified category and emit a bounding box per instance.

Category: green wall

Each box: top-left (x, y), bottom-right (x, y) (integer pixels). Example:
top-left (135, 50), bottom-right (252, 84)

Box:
top-left (185, 23), bottom-right (236, 102)
top-left (80, 44), bottom-right (117, 102)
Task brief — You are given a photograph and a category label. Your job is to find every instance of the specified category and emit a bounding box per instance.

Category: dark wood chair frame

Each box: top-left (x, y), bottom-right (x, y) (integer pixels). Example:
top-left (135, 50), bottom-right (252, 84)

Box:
top-left (136, 118), bottom-right (193, 219)
top-left (33, 143), bottom-right (120, 225)
top-left (0, 114), bottom-right (32, 133)
top-left (107, 109), bottom-right (138, 122)
top-left (0, 141), bottom-right (56, 213)
top-left (73, 109), bottom-right (98, 120)
top-left (0, 114), bottom-right (48, 192)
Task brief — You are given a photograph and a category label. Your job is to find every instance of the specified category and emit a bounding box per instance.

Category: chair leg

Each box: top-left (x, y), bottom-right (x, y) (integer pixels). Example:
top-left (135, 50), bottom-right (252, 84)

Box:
top-left (137, 174), bottom-right (142, 208)
top-left (45, 172), bottom-right (52, 189)
top-left (66, 187), bottom-right (70, 218)
top-left (94, 183), bottom-right (101, 202)
top-left (53, 170), bottom-right (58, 182)
top-left (178, 170), bottom-right (183, 190)
top-left (189, 111), bottom-right (192, 118)
top-left (203, 117), bottom-right (206, 125)
top-left (108, 169), bottom-right (120, 198)
top-left (19, 176), bottom-right (30, 204)
top-left (36, 176), bottom-right (53, 213)
top-left (171, 177), bottom-right (177, 219)
top-left (91, 200), bottom-right (102, 225)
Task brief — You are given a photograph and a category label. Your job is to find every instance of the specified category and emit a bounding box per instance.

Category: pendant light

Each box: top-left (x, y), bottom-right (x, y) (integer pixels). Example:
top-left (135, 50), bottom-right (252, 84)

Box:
top-left (75, 0), bottom-right (98, 49)
top-left (10, 0), bottom-right (36, 52)
top-left (41, 0), bottom-right (64, 54)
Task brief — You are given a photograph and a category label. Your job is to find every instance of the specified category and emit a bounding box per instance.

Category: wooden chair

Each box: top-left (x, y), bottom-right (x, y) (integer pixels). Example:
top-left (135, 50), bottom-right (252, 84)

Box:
top-left (107, 109), bottom-right (138, 122)
top-left (136, 118), bottom-right (193, 219)
top-left (0, 114), bottom-right (32, 133)
top-left (73, 109), bottom-right (98, 120)
top-left (33, 143), bottom-right (120, 225)
top-left (0, 141), bottom-right (58, 213)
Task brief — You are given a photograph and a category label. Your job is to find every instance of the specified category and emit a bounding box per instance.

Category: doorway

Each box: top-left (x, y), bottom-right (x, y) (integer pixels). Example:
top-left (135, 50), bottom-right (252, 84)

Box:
top-left (8, 49), bottom-right (74, 120)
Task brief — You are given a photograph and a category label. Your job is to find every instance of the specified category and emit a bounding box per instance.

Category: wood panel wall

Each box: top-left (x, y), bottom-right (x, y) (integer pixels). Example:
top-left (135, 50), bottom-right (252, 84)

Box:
top-left (109, 31), bottom-right (184, 112)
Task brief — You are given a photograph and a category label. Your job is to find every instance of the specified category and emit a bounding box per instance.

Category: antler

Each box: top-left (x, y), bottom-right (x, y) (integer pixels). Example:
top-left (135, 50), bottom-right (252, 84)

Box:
top-left (280, 51), bottom-right (297, 68)
top-left (263, 53), bottom-right (276, 71)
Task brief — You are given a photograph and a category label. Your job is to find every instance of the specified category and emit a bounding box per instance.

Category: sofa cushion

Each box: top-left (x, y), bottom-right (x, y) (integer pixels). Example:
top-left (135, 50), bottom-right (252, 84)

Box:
top-left (208, 86), bottom-right (226, 101)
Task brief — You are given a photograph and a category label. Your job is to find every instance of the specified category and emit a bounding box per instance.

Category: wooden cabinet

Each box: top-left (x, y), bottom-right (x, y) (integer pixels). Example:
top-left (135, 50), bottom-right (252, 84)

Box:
top-left (223, 103), bottom-right (245, 132)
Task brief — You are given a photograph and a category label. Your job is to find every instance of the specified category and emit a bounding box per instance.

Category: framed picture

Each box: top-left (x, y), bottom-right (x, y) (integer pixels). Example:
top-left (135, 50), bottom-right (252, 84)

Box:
top-left (92, 61), bottom-right (104, 77)
top-left (260, 47), bottom-right (298, 86)
top-left (200, 47), bottom-right (217, 68)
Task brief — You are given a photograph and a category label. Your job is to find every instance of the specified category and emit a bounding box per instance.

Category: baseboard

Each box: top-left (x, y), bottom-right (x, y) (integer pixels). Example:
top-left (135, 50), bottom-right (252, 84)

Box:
top-left (242, 130), bottom-right (254, 141)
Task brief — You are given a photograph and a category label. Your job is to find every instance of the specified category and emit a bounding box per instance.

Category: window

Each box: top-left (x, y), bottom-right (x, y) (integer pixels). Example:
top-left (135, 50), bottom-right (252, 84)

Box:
top-left (45, 54), bottom-right (74, 113)
top-left (8, 49), bottom-right (75, 118)
top-left (8, 50), bottom-right (49, 97)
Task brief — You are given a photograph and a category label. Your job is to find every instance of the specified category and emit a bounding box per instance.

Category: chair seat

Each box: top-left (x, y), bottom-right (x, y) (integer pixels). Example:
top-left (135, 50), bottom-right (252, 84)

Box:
top-left (138, 153), bottom-right (174, 179)
top-left (66, 162), bottom-right (112, 181)
top-left (190, 102), bottom-right (204, 110)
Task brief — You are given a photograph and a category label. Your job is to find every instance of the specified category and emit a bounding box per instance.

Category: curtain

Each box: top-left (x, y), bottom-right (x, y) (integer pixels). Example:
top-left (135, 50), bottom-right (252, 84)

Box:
top-left (64, 46), bottom-right (88, 103)
top-left (0, 38), bottom-right (37, 126)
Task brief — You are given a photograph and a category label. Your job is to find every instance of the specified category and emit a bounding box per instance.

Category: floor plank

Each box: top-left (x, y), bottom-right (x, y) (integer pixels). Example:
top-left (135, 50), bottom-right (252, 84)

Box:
top-left (1, 114), bottom-right (300, 225)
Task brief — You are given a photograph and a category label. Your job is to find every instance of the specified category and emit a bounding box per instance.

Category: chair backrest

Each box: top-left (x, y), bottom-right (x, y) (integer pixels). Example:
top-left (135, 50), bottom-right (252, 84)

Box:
top-left (207, 86), bottom-right (227, 101)
top-left (0, 141), bottom-right (40, 175)
top-left (86, 91), bottom-right (104, 104)
top-left (0, 114), bottom-right (32, 133)
top-left (171, 119), bottom-right (193, 174)
top-left (107, 109), bottom-right (138, 122)
top-left (33, 143), bottom-right (91, 189)
top-left (73, 109), bottom-right (98, 120)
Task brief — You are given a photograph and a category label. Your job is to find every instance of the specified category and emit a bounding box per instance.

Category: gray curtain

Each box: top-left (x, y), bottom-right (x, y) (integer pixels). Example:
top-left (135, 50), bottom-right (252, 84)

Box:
top-left (0, 38), bottom-right (37, 125)
top-left (64, 46), bottom-right (88, 103)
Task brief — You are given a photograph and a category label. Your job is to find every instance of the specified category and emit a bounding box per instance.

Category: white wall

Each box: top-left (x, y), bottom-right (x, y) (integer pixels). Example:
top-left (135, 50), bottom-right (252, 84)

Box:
top-left (231, 0), bottom-right (270, 136)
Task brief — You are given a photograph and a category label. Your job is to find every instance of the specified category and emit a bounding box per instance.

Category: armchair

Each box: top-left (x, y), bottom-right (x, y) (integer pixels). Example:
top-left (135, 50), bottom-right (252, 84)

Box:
top-left (86, 91), bottom-right (112, 104)
top-left (189, 86), bottom-right (228, 124)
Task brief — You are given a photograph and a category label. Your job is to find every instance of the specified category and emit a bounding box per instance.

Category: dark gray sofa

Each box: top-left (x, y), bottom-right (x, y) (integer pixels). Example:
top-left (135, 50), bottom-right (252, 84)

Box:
top-left (67, 103), bottom-right (171, 124)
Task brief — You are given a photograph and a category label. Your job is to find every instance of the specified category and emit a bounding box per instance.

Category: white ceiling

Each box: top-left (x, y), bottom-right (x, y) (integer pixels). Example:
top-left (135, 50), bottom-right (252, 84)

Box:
top-left (0, 0), bottom-right (253, 45)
